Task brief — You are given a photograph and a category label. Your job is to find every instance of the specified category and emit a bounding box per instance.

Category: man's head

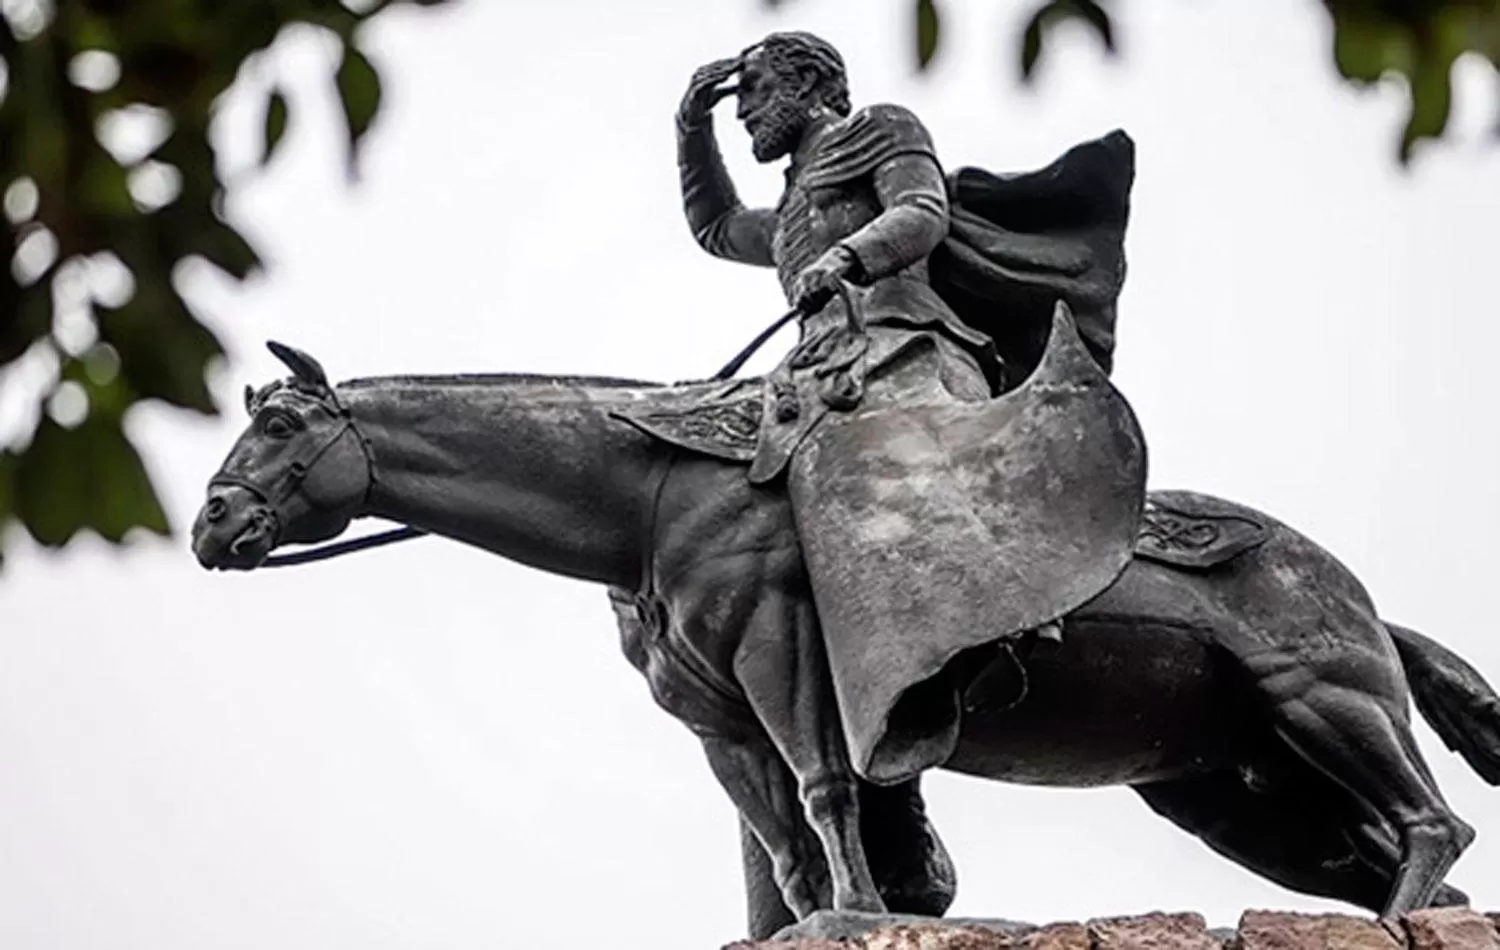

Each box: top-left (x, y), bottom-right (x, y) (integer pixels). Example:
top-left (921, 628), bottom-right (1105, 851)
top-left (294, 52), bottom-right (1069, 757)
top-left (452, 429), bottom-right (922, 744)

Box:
top-left (736, 31), bottom-right (850, 163)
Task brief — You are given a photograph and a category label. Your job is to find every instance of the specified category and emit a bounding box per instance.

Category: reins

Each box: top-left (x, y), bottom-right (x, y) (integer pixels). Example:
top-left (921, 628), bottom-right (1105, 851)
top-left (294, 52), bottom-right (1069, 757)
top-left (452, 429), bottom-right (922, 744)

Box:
top-left (255, 284), bottom-right (855, 568)
top-left (263, 525), bottom-right (428, 566)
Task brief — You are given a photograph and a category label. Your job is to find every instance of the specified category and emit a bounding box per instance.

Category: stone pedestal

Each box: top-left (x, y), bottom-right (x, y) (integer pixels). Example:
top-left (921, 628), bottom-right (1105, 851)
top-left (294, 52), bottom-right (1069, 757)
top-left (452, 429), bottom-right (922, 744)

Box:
top-left (725, 909), bottom-right (1500, 950)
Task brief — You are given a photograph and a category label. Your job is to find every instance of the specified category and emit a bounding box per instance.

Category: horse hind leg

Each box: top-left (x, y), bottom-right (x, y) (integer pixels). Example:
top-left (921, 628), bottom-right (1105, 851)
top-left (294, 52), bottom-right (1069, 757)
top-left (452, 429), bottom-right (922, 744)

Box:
top-left (1253, 649), bottom-right (1476, 915)
top-left (1134, 769), bottom-right (1469, 913)
top-left (860, 776), bottom-right (957, 918)
top-left (1135, 770), bottom-right (1396, 911)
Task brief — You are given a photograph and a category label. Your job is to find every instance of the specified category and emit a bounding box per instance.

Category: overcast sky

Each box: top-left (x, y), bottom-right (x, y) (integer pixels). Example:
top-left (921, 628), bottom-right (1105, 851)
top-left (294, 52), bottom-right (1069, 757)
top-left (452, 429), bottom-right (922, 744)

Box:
top-left (2, 1), bottom-right (1499, 948)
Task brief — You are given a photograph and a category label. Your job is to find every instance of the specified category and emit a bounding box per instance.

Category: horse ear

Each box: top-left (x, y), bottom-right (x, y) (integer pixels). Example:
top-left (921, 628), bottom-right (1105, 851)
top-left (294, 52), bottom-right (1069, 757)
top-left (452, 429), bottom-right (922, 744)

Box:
top-left (266, 341), bottom-right (329, 389)
top-left (243, 383), bottom-right (257, 415)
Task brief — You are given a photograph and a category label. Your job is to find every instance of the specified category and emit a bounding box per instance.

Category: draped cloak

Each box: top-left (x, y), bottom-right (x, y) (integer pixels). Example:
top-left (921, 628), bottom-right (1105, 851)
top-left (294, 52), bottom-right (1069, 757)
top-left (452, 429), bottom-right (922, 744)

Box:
top-left (788, 113), bottom-right (1145, 782)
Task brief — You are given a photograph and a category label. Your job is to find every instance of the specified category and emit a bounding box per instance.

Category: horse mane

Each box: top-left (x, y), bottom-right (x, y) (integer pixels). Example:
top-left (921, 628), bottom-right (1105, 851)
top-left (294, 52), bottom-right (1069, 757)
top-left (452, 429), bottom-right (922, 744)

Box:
top-left (338, 373), bottom-right (664, 391)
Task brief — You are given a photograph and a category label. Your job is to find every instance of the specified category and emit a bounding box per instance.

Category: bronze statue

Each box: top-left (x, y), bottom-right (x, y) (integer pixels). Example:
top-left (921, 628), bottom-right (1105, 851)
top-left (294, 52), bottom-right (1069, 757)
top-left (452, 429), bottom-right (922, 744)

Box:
top-left (190, 30), bottom-right (1500, 943)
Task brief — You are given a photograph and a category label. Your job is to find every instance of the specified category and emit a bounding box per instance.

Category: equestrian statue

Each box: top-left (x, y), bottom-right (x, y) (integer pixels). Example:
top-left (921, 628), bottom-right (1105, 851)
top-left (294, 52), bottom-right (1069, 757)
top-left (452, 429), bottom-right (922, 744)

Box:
top-left (190, 30), bottom-right (1500, 942)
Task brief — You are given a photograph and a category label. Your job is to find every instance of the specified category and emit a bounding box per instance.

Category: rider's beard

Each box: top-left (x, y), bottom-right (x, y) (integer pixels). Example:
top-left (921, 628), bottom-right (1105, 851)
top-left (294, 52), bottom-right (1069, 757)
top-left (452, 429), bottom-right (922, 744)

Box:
top-left (749, 94), bottom-right (809, 163)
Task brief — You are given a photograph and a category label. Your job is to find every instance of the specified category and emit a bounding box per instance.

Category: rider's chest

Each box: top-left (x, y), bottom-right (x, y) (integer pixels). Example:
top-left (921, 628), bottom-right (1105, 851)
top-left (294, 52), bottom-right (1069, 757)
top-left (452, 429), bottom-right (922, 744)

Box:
top-left (772, 176), bottom-right (880, 284)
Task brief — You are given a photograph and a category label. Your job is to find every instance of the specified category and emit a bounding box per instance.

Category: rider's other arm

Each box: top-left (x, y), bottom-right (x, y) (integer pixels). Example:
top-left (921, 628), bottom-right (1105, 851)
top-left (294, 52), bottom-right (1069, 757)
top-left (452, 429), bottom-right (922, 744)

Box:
top-left (677, 115), bottom-right (776, 267)
top-left (835, 153), bottom-right (948, 284)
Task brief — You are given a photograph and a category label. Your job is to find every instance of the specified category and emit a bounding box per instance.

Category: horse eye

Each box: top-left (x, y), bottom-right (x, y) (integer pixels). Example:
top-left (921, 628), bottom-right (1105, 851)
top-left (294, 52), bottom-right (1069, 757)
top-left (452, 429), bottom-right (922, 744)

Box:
top-left (263, 415), bottom-right (295, 439)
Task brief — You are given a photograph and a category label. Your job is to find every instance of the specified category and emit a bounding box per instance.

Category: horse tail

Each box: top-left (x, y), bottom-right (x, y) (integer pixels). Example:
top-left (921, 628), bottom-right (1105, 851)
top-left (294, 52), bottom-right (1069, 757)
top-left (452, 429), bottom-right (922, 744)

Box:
top-left (1386, 620), bottom-right (1500, 785)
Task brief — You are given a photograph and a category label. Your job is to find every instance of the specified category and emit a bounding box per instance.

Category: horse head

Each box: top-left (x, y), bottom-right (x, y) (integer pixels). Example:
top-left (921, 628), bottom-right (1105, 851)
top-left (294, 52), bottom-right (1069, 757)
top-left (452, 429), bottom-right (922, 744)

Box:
top-left (192, 341), bottom-right (372, 570)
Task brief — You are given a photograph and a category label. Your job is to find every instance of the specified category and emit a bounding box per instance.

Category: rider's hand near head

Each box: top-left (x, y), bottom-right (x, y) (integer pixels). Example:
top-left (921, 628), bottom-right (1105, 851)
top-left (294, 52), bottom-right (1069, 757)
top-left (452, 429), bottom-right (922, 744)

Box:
top-left (677, 57), bottom-right (741, 129)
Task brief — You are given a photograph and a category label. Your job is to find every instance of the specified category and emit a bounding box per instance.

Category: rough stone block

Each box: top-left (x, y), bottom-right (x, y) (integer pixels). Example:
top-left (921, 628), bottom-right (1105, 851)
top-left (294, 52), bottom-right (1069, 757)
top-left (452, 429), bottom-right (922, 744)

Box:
top-left (864, 924), bottom-right (1013, 949)
top-left (726, 909), bottom-right (1500, 950)
top-left (1020, 922), bottom-right (1090, 950)
top-left (1404, 909), bottom-right (1500, 950)
top-left (1088, 912), bottom-right (1221, 950)
top-left (1238, 910), bottom-right (1402, 950)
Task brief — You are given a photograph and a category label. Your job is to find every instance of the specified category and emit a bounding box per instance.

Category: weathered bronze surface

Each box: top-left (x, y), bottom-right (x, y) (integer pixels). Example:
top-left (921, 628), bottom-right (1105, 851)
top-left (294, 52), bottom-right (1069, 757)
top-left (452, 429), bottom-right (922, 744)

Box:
top-left (191, 29), bottom-right (1500, 943)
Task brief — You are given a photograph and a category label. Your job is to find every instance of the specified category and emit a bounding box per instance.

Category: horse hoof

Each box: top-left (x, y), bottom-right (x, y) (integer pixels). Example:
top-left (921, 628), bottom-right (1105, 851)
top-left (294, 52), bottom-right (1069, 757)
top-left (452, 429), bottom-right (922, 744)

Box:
top-left (779, 909), bottom-right (903, 942)
top-left (1433, 884), bottom-right (1470, 907)
top-left (835, 894), bottom-right (888, 915)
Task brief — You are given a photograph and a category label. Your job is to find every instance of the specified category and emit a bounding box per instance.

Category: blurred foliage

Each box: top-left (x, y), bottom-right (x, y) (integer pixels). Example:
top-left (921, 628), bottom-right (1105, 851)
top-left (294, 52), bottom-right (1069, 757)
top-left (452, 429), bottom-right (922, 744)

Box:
top-left (0, 0), bottom-right (452, 567)
top-left (803, 0), bottom-right (1498, 164)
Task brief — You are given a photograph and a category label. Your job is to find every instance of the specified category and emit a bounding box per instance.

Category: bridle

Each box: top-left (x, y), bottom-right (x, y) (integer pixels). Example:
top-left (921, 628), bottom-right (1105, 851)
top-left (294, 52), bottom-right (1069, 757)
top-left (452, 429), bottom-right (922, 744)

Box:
top-left (207, 385), bottom-right (417, 567)
top-left (224, 283), bottom-right (859, 568)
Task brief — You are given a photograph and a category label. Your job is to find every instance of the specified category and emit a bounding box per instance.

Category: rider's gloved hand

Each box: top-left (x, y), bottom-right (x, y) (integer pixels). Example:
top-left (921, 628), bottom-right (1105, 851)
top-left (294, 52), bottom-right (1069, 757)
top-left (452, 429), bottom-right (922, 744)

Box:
top-left (793, 246), bottom-right (862, 314)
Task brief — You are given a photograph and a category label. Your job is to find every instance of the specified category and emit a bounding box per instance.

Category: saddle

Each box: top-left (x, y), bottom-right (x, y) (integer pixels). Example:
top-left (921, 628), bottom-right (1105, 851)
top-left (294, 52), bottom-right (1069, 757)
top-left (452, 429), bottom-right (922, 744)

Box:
top-left (611, 384), bottom-right (764, 464)
top-left (613, 390), bottom-right (1271, 579)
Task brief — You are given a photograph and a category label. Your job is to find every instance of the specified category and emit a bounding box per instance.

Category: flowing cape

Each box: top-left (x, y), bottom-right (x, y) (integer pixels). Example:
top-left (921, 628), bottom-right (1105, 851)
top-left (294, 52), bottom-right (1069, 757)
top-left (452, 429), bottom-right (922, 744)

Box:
top-left (932, 130), bottom-right (1135, 381)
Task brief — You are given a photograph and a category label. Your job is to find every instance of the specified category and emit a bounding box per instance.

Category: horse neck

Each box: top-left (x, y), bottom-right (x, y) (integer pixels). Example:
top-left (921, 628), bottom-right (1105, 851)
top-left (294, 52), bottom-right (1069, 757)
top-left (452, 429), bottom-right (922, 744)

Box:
top-left (338, 374), bottom-right (663, 588)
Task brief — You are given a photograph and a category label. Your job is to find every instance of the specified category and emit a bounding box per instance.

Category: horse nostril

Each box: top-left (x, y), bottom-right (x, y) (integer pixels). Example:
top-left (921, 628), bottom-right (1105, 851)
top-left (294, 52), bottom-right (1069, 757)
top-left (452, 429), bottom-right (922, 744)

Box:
top-left (205, 497), bottom-right (227, 524)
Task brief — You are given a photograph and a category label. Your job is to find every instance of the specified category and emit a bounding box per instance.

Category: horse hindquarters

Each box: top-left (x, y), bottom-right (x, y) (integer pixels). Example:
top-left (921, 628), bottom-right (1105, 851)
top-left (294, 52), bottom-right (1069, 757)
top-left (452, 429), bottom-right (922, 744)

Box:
top-left (1250, 648), bottom-right (1474, 914)
top-left (1219, 530), bottom-right (1475, 915)
top-left (969, 532), bottom-right (1475, 915)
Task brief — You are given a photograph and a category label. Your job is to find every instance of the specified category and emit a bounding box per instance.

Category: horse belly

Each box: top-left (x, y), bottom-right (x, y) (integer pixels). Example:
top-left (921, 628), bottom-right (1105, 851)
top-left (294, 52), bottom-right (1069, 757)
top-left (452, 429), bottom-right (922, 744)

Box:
top-left (945, 618), bottom-right (1253, 787)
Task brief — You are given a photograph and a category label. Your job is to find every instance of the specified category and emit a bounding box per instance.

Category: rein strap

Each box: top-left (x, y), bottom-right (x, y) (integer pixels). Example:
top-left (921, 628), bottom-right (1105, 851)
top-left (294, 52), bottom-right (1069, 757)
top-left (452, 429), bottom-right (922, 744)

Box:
top-left (264, 525), bottom-right (428, 567)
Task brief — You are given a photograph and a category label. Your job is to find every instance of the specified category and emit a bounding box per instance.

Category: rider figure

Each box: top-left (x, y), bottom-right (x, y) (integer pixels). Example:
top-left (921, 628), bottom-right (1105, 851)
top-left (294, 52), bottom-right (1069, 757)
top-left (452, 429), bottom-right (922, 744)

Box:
top-left (678, 31), bottom-right (1072, 722)
top-left (677, 32), bottom-right (998, 411)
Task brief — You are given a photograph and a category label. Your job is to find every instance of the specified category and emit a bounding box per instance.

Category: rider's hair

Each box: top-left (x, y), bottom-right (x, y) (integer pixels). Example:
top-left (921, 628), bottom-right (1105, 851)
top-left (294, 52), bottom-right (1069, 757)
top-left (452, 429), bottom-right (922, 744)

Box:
top-left (750, 31), bottom-right (852, 117)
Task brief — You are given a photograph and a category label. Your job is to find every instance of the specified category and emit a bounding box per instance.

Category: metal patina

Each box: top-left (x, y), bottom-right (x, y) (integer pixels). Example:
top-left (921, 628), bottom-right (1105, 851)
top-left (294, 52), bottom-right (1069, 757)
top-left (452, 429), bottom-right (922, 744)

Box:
top-left (191, 30), bottom-right (1500, 943)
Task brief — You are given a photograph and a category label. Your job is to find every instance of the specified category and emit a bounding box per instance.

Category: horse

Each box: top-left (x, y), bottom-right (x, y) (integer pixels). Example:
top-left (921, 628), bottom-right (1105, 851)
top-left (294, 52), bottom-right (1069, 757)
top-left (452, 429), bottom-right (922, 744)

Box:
top-left (191, 329), bottom-right (1500, 938)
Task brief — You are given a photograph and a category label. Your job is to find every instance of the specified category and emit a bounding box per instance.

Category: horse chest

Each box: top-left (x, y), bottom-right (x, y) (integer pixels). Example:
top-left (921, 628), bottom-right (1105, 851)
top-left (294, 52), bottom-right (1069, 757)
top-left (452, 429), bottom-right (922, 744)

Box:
top-left (610, 591), bottom-right (756, 740)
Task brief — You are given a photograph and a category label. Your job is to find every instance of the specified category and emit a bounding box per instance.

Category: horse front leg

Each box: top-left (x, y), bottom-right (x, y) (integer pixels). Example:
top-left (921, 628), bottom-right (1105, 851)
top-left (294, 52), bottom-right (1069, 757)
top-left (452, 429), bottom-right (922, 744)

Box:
top-left (702, 734), bottom-right (827, 918)
top-left (735, 588), bottom-right (885, 915)
top-left (800, 763), bottom-right (884, 913)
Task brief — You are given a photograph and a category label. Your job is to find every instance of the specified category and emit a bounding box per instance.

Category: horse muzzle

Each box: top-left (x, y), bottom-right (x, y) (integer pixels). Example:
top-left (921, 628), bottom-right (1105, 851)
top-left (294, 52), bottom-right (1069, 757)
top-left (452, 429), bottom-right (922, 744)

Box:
top-left (192, 485), bottom-right (279, 571)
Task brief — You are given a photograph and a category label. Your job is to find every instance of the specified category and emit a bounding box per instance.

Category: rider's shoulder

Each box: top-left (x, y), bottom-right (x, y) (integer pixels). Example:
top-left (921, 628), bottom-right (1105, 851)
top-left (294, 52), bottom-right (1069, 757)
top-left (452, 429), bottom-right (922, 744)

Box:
top-left (841, 102), bottom-right (934, 146)
top-left (805, 104), bottom-right (938, 186)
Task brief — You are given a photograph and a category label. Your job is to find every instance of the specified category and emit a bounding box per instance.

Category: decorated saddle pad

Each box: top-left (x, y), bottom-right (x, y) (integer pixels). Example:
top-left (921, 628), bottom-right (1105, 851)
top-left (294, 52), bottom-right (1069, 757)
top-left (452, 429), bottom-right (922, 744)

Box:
top-left (1134, 491), bottom-right (1271, 571)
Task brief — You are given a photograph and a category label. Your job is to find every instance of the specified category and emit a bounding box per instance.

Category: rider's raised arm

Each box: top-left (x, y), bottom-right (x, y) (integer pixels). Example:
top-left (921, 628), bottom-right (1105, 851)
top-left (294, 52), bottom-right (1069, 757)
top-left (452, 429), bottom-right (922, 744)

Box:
top-left (836, 149), bottom-right (949, 283)
top-left (678, 115), bottom-right (776, 267)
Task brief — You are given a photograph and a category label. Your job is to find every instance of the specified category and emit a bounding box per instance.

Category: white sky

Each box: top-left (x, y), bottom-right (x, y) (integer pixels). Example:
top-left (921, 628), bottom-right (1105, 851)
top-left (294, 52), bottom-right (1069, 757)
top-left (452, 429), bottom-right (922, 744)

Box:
top-left (2, 1), bottom-right (1499, 947)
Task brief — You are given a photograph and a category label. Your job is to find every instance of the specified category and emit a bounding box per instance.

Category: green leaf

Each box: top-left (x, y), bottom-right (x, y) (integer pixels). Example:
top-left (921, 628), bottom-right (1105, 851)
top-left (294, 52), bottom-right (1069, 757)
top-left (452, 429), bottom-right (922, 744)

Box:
top-left (62, 351), bottom-right (130, 419)
top-left (0, 277), bottom-right (53, 365)
top-left (0, 449), bottom-right (15, 522)
top-left (916, 0), bottom-right (941, 71)
top-left (1021, 13), bottom-right (1044, 79)
top-left (335, 42), bottom-right (382, 176)
top-left (261, 87), bottom-right (289, 166)
top-left (1017, 0), bottom-right (1116, 83)
top-left (1072, 0), bottom-right (1115, 53)
top-left (194, 216), bottom-right (263, 281)
top-left (78, 148), bottom-right (135, 218)
top-left (14, 412), bottom-right (170, 546)
top-left (1330, 12), bottom-right (1408, 83)
top-left (1323, 2), bottom-right (1493, 165)
top-left (96, 280), bottom-right (224, 414)
top-left (1401, 41), bottom-right (1456, 163)
top-left (0, 450), bottom-right (14, 569)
